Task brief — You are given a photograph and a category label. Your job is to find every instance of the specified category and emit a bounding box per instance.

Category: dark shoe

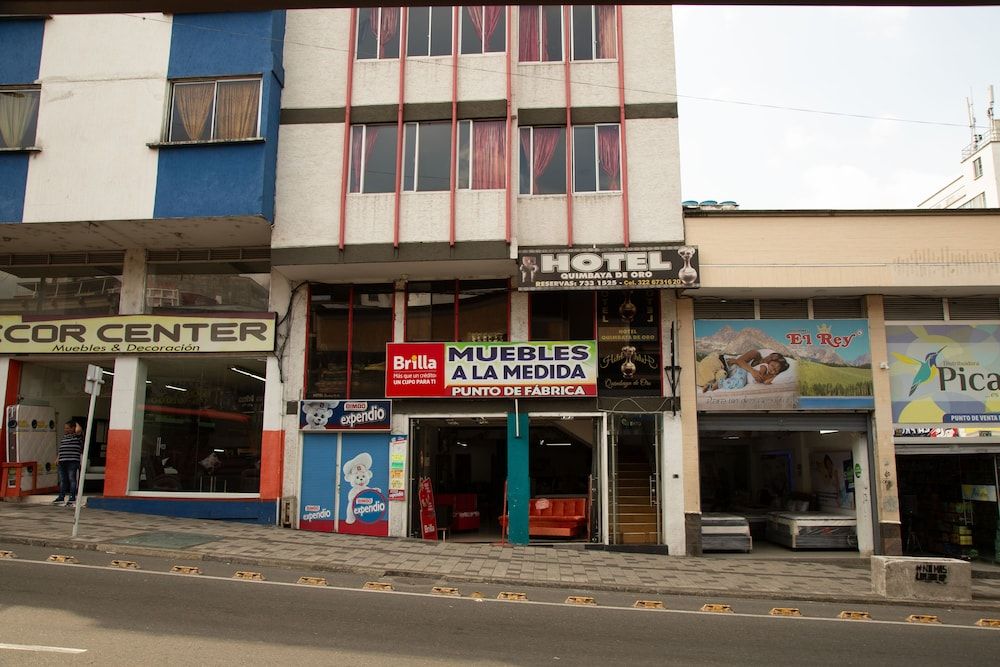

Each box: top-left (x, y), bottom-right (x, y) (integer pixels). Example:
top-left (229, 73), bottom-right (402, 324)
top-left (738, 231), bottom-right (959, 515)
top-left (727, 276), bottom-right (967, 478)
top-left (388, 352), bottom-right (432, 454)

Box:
top-left (52, 497), bottom-right (64, 504)
top-left (65, 501), bottom-right (75, 508)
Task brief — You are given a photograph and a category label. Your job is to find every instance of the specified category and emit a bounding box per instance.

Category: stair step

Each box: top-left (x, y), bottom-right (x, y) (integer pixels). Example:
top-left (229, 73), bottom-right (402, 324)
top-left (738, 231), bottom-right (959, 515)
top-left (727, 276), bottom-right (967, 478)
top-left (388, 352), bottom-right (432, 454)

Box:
top-left (619, 532), bottom-right (658, 545)
top-left (617, 521), bottom-right (657, 531)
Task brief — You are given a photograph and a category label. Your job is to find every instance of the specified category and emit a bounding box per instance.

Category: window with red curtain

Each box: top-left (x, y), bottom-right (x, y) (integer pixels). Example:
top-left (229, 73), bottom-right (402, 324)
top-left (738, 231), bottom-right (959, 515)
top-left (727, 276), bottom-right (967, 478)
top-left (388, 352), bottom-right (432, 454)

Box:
top-left (519, 126), bottom-right (566, 195)
top-left (518, 5), bottom-right (563, 62)
top-left (357, 7), bottom-right (401, 60)
top-left (348, 124), bottom-right (399, 193)
top-left (462, 6), bottom-right (506, 55)
top-left (571, 5), bottom-right (616, 61)
top-left (458, 119), bottom-right (506, 190)
top-left (572, 124), bottom-right (620, 193)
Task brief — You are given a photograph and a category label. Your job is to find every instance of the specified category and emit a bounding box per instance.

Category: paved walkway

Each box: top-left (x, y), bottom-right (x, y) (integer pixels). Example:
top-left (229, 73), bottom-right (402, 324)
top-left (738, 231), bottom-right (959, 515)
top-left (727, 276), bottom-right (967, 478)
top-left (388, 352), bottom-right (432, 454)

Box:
top-left (2, 500), bottom-right (999, 608)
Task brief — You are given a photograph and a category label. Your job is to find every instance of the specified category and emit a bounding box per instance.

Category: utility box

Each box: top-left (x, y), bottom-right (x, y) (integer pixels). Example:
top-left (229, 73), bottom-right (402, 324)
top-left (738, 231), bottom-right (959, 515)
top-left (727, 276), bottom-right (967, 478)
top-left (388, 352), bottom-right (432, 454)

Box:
top-left (871, 556), bottom-right (971, 602)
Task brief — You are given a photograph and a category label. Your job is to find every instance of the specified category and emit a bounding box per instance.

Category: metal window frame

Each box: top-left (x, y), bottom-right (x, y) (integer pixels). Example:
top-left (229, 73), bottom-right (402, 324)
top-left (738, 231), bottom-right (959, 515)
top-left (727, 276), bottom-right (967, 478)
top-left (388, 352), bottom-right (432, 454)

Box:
top-left (167, 76), bottom-right (262, 143)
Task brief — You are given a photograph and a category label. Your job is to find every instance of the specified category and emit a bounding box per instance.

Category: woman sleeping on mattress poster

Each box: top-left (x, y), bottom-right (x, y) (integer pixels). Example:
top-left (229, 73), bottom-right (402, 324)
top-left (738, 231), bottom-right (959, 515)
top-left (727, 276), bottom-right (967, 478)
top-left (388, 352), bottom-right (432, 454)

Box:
top-left (697, 349), bottom-right (791, 393)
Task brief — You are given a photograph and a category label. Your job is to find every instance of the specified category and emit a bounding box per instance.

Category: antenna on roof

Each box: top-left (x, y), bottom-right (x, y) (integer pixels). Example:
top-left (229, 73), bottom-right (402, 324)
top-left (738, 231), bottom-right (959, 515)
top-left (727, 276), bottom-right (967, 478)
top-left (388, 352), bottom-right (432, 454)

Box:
top-left (988, 85), bottom-right (995, 121)
top-left (967, 96), bottom-right (977, 147)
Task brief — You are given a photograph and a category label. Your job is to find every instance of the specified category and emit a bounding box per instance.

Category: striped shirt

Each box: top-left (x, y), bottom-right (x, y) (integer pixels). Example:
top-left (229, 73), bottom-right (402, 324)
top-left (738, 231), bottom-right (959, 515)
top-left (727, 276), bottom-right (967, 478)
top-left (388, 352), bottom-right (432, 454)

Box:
top-left (58, 432), bottom-right (84, 463)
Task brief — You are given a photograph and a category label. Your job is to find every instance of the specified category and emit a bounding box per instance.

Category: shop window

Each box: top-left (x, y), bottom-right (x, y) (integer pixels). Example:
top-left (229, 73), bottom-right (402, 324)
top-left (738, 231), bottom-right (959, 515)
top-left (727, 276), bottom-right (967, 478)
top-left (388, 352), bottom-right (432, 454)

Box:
top-left (144, 271), bottom-right (269, 313)
top-left (167, 78), bottom-right (261, 142)
top-left (519, 126), bottom-right (566, 195)
top-left (461, 6), bottom-right (506, 55)
top-left (403, 121), bottom-right (452, 192)
top-left (308, 284), bottom-right (394, 399)
top-left (407, 6), bottom-right (452, 57)
top-left (457, 119), bottom-right (506, 190)
top-left (349, 124), bottom-right (399, 193)
top-left (518, 5), bottom-right (563, 62)
top-left (0, 271), bottom-right (122, 317)
top-left (406, 279), bottom-right (508, 342)
top-left (571, 5), bottom-right (616, 61)
top-left (357, 7), bottom-right (401, 60)
top-left (573, 124), bottom-right (621, 193)
top-left (136, 357), bottom-right (265, 494)
top-left (0, 87), bottom-right (40, 149)
top-left (529, 291), bottom-right (594, 341)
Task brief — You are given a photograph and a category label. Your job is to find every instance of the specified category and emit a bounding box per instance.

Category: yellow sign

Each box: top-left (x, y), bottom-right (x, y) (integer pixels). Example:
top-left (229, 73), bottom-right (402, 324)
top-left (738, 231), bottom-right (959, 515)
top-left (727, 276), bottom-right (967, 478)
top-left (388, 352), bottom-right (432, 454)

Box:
top-left (0, 314), bottom-right (276, 354)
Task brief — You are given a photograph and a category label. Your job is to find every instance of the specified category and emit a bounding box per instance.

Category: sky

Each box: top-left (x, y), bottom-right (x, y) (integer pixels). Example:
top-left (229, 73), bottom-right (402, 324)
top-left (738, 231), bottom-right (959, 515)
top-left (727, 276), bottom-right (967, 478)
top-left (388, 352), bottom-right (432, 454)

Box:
top-left (672, 5), bottom-right (1000, 210)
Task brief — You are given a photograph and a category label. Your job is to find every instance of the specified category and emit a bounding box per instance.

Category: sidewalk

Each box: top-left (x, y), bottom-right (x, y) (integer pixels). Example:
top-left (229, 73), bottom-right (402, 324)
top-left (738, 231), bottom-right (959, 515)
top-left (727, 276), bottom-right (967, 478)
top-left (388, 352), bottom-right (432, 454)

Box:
top-left (2, 500), bottom-right (999, 609)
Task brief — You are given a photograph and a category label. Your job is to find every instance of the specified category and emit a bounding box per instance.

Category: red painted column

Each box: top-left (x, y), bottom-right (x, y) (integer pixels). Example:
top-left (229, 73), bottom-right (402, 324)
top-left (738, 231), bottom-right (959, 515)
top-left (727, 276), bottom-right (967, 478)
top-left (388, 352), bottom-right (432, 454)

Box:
top-left (103, 429), bottom-right (132, 496)
top-left (259, 429), bottom-right (284, 500)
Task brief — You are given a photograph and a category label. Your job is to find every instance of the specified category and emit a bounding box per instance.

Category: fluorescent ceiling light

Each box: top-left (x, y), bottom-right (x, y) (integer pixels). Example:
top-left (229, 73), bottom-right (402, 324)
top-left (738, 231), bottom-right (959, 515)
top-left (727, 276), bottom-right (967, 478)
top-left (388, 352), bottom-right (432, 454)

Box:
top-left (820, 430), bottom-right (838, 435)
top-left (165, 385), bottom-right (187, 392)
top-left (541, 441), bottom-right (572, 447)
top-left (101, 369), bottom-right (114, 376)
top-left (230, 366), bottom-right (266, 382)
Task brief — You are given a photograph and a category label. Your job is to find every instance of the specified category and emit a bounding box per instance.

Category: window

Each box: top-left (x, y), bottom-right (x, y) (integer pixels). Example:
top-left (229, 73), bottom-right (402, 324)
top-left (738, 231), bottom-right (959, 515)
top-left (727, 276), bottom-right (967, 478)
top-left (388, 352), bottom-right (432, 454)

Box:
top-left (0, 88), bottom-right (40, 149)
top-left (0, 272), bottom-right (121, 317)
top-left (308, 284), bottom-right (394, 399)
top-left (406, 279), bottom-right (508, 342)
top-left (461, 6), bottom-right (506, 55)
top-left (349, 124), bottom-right (399, 193)
top-left (145, 271), bottom-right (270, 313)
top-left (573, 124), bottom-right (621, 192)
top-left (518, 5), bottom-right (563, 62)
top-left (519, 126), bottom-right (566, 195)
top-left (167, 78), bottom-right (261, 142)
top-left (973, 157), bottom-right (983, 179)
top-left (530, 292), bottom-right (594, 341)
top-left (959, 193), bottom-right (986, 209)
top-left (357, 7), bottom-right (401, 60)
top-left (458, 119), bottom-right (506, 189)
top-left (571, 5), bottom-right (616, 61)
top-left (403, 121), bottom-right (452, 191)
top-left (407, 6), bottom-right (452, 57)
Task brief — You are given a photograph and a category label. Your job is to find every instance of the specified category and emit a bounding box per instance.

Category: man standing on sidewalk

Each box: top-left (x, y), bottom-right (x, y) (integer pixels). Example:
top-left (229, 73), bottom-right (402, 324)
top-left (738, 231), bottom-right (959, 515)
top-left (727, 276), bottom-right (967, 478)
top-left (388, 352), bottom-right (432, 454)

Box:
top-left (54, 420), bottom-right (84, 507)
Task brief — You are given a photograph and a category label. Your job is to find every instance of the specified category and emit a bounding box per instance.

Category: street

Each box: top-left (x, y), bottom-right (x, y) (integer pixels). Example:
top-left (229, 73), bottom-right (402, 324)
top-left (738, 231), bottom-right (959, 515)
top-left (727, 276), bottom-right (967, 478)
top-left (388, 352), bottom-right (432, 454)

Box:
top-left (2, 553), bottom-right (999, 666)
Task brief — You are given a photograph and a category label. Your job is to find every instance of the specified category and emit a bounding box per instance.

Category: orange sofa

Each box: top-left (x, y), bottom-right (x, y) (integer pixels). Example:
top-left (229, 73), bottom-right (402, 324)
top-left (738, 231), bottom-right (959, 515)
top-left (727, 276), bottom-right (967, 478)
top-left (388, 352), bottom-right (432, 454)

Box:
top-left (501, 497), bottom-right (589, 538)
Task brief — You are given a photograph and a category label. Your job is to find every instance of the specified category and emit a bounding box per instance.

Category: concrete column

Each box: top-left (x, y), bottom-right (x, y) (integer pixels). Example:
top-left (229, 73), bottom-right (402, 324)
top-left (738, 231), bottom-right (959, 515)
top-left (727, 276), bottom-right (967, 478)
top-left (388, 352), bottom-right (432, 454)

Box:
top-left (853, 431), bottom-right (875, 556)
top-left (675, 296), bottom-right (702, 555)
top-left (261, 271), bottom-right (293, 505)
top-left (659, 291), bottom-right (686, 554)
top-left (118, 249), bottom-right (147, 315)
top-left (104, 356), bottom-right (146, 496)
top-left (510, 291), bottom-right (529, 342)
top-left (506, 411), bottom-right (530, 544)
top-left (866, 294), bottom-right (902, 555)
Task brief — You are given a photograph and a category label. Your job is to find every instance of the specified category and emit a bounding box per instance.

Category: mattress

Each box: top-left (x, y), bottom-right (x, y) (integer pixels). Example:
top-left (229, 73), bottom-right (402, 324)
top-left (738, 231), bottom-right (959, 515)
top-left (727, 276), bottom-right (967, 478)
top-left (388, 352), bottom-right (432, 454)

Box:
top-left (702, 513), bottom-right (752, 552)
top-left (766, 511), bottom-right (857, 549)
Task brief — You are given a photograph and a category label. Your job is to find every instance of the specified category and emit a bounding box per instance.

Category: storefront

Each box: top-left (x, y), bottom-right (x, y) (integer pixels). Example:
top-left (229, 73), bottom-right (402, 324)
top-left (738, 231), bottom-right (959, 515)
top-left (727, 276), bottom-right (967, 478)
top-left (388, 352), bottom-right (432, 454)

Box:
top-left (890, 323), bottom-right (1000, 562)
top-left (693, 318), bottom-right (877, 554)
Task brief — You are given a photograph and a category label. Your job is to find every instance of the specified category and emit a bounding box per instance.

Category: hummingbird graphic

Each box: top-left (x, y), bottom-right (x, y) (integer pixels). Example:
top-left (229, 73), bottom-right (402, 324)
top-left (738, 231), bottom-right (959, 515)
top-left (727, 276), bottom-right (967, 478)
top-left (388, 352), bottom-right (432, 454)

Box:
top-left (892, 346), bottom-right (946, 396)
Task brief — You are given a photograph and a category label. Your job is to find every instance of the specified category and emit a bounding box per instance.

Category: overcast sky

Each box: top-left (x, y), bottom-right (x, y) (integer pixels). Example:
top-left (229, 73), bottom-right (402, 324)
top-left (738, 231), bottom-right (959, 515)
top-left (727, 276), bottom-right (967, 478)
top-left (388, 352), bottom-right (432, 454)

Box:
top-left (672, 5), bottom-right (1000, 210)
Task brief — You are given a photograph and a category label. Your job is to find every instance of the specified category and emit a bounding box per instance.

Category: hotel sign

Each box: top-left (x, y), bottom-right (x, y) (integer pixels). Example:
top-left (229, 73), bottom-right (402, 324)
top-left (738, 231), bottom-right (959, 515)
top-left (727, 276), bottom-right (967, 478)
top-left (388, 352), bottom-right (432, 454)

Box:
top-left (517, 246), bottom-right (699, 290)
top-left (0, 313), bottom-right (277, 354)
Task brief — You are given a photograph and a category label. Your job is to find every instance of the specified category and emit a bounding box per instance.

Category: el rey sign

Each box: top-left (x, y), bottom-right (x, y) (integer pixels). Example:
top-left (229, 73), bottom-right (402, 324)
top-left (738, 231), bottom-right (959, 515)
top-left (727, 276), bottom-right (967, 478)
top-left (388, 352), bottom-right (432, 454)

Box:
top-left (0, 313), bottom-right (276, 354)
top-left (386, 341), bottom-right (597, 398)
top-left (517, 246), bottom-right (699, 291)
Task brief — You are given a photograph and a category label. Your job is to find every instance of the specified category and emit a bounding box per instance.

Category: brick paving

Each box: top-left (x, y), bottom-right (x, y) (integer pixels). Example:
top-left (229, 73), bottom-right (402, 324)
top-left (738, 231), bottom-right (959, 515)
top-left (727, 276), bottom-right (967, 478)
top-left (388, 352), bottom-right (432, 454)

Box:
top-left (2, 501), bottom-right (999, 607)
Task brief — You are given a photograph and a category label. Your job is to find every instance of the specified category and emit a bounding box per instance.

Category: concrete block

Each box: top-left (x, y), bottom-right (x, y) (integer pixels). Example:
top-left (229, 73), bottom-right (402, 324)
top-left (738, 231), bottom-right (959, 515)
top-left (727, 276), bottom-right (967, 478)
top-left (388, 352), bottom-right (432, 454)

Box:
top-left (871, 556), bottom-right (970, 602)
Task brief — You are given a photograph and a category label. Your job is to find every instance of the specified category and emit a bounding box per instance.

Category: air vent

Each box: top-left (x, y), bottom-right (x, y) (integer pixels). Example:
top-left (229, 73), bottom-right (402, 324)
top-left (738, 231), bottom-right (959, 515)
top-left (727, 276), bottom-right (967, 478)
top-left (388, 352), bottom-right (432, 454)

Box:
top-left (147, 248), bottom-right (270, 264)
top-left (693, 299), bottom-right (755, 319)
top-left (759, 299), bottom-right (808, 319)
top-left (948, 297), bottom-right (1000, 320)
top-left (812, 298), bottom-right (865, 319)
top-left (9, 254), bottom-right (49, 265)
top-left (883, 297), bottom-right (945, 321)
top-left (177, 249), bottom-right (212, 262)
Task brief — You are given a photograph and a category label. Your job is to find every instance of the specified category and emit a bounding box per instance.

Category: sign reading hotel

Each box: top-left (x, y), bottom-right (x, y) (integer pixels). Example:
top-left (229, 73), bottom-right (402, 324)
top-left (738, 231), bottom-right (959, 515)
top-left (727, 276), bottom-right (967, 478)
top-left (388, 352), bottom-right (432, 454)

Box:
top-left (888, 324), bottom-right (1000, 427)
top-left (0, 313), bottom-right (277, 354)
top-left (517, 246), bottom-right (700, 291)
top-left (385, 341), bottom-right (597, 398)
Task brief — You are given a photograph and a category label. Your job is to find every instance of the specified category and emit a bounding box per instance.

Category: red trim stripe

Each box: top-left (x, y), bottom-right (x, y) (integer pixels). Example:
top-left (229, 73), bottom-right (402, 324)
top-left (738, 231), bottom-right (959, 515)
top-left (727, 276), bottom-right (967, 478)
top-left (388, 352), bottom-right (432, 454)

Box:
top-left (616, 5), bottom-right (631, 246)
top-left (449, 6), bottom-right (460, 247)
top-left (393, 8), bottom-right (409, 248)
top-left (338, 8), bottom-right (358, 250)
top-left (563, 5), bottom-right (574, 246)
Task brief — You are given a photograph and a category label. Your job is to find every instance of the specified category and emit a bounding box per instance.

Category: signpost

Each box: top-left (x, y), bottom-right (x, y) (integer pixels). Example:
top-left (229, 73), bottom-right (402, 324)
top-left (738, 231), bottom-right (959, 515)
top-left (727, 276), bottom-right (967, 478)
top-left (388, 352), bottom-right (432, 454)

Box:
top-left (72, 364), bottom-right (104, 538)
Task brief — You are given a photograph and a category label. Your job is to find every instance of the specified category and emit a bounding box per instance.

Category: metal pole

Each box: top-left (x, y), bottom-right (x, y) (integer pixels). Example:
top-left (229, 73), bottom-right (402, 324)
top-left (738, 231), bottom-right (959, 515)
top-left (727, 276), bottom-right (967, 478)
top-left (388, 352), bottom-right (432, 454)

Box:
top-left (71, 379), bottom-right (101, 538)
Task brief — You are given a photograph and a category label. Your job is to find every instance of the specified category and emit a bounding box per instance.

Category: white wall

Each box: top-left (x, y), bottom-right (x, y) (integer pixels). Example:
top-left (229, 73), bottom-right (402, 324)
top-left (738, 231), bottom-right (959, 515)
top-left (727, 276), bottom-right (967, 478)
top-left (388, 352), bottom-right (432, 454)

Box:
top-left (23, 14), bottom-right (171, 223)
top-left (281, 10), bottom-right (349, 109)
top-left (627, 118), bottom-right (683, 244)
top-left (273, 124), bottom-right (342, 250)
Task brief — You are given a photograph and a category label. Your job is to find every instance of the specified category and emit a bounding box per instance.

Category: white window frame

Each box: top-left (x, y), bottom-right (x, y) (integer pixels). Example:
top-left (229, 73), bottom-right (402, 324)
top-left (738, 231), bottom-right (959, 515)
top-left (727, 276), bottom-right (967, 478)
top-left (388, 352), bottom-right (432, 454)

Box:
top-left (349, 123), bottom-right (398, 194)
top-left (403, 121), bottom-right (452, 193)
top-left (519, 125), bottom-right (567, 196)
top-left (570, 4), bottom-right (617, 62)
top-left (166, 77), bottom-right (263, 143)
top-left (573, 123), bottom-right (621, 194)
top-left (973, 157), bottom-right (983, 179)
top-left (519, 5), bottom-right (565, 64)
top-left (457, 119), bottom-right (506, 190)
top-left (357, 7), bottom-right (401, 61)
top-left (407, 6), bottom-right (453, 58)
top-left (0, 86), bottom-right (41, 150)
top-left (459, 6), bottom-right (507, 56)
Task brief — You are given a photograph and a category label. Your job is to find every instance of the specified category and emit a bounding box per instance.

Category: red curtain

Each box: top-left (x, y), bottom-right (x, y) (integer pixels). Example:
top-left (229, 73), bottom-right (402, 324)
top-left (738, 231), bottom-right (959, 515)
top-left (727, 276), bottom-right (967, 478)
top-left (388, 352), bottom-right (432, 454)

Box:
top-left (472, 120), bottom-right (506, 189)
top-left (530, 127), bottom-right (560, 194)
top-left (518, 6), bottom-right (539, 61)
top-left (597, 125), bottom-right (621, 191)
top-left (482, 6), bottom-right (503, 46)
top-left (369, 7), bottom-right (400, 58)
top-left (597, 6), bottom-right (616, 59)
top-left (350, 126), bottom-right (381, 193)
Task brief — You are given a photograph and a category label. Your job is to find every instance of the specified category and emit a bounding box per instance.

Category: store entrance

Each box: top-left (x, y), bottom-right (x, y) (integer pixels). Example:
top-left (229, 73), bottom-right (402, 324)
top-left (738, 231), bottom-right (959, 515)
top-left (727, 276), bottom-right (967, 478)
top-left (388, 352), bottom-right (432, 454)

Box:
top-left (897, 453), bottom-right (1000, 563)
top-left (13, 359), bottom-right (114, 494)
top-left (609, 414), bottom-right (659, 545)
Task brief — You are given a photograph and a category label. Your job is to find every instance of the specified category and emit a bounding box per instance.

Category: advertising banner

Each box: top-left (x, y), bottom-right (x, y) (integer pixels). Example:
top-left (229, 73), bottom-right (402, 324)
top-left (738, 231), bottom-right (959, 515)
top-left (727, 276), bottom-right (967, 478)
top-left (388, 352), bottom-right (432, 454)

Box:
top-left (385, 341), bottom-right (598, 398)
top-left (0, 313), bottom-right (276, 354)
top-left (517, 246), bottom-right (699, 291)
top-left (888, 324), bottom-right (1000, 426)
top-left (418, 477), bottom-right (438, 540)
top-left (299, 400), bottom-right (392, 432)
top-left (694, 320), bottom-right (873, 411)
top-left (597, 290), bottom-right (662, 397)
top-left (809, 451), bottom-right (855, 512)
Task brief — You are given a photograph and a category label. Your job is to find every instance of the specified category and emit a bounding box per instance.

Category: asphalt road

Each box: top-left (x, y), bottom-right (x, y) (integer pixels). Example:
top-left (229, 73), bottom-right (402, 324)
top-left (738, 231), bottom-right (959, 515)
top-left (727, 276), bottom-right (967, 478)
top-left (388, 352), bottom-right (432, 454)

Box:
top-left (2, 553), bottom-right (999, 666)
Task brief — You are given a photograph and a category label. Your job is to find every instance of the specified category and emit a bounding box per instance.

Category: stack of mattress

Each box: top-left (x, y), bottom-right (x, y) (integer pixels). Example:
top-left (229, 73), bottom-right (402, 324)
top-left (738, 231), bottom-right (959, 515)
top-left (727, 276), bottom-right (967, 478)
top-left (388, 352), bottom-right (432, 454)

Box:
top-left (701, 513), bottom-right (752, 552)
top-left (765, 512), bottom-right (857, 549)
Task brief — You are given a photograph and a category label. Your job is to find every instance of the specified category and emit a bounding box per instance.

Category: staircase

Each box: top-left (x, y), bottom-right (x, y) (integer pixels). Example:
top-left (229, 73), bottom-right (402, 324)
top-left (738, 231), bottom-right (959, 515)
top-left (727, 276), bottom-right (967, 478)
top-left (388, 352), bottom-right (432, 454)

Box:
top-left (614, 455), bottom-right (658, 545)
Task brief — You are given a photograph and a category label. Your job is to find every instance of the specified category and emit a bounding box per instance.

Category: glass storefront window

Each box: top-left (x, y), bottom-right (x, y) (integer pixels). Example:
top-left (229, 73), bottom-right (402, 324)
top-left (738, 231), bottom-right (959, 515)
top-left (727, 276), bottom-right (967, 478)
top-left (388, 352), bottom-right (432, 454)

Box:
top-left (0, 270), bottom-right (122, 316)
top-left (407, 279), bottom-right (508, 342)
top-left (308, 284), bottom-right (394, 399)
top-left (145, 271), bottom-right (270, 313)
top-left (136, 357), bottom-right (265, 494)
top-left (529, 291), bottom-right (595, 341)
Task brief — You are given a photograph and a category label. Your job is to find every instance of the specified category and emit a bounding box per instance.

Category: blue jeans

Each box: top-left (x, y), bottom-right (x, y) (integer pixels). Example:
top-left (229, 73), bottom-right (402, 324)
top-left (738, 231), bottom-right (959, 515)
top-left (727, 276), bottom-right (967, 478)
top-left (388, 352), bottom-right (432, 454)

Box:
top-left (57, 461), bottom-right (80, 500)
